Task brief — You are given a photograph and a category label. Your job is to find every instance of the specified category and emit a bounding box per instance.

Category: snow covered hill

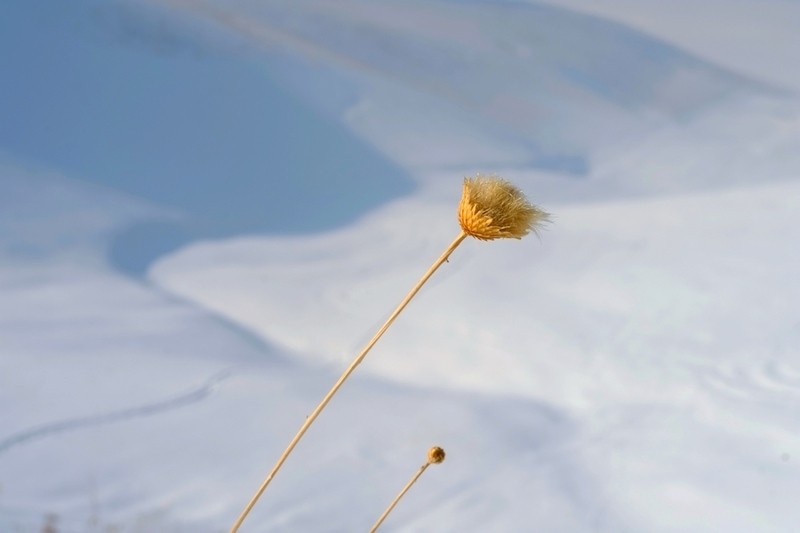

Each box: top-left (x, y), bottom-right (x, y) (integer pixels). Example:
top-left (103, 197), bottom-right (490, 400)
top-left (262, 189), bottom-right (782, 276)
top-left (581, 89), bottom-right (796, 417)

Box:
top-left (2, 0), bottom-right (799, 531)
top-left (163, 0), bottom-right (771, 173)
top-left (0, 0), bottom-right (414, 275)
top-left (535, 0), bottom-right (800, 93)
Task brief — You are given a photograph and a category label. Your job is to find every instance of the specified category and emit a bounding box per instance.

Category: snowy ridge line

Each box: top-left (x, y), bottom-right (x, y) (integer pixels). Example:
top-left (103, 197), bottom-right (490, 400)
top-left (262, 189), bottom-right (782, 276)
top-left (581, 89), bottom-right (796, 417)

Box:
top-left (0, 370), bottom-right (230, 455)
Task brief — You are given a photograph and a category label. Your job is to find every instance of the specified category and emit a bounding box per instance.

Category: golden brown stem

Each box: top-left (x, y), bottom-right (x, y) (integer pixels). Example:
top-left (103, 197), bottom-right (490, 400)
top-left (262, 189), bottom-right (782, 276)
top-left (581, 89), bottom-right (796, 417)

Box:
top-left (230, 231), bottom-right (468, 532)
top-left (370, 460), bottom-right (432, 532)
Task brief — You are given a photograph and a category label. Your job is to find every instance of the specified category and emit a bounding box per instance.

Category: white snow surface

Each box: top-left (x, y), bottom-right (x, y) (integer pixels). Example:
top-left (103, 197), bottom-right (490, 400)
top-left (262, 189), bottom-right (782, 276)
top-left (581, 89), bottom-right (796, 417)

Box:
top-left (534, 0), bottom-right (800, 93)
top-left (3, 1), bottom-right (800, 532)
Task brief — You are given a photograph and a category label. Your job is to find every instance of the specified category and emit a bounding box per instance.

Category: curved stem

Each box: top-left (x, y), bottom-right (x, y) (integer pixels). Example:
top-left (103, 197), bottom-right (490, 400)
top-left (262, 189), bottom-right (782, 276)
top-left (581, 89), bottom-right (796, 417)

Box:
top-left (230, 231), bottom-right (468, 532)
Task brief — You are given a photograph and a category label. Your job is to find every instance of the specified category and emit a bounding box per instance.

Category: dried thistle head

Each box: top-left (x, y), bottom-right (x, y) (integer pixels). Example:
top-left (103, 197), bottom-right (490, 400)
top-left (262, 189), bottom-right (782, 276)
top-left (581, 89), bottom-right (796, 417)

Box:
top-left (458, 175), bottom-right (548, 240)
top-left (427, 446), bottom-right (446, 464)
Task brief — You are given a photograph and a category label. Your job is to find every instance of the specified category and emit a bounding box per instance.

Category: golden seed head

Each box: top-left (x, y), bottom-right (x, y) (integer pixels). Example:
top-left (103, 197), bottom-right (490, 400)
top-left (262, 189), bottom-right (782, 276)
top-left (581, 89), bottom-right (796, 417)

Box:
top-left (458, 175), bottom-right (549, 240)
top-left (427, 446), bottom-right (446, 464)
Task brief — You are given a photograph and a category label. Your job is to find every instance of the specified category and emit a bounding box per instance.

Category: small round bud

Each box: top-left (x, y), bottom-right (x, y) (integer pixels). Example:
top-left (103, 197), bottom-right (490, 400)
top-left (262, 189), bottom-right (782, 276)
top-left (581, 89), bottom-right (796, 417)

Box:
top-left (427, 446), bottom-right (446, 464)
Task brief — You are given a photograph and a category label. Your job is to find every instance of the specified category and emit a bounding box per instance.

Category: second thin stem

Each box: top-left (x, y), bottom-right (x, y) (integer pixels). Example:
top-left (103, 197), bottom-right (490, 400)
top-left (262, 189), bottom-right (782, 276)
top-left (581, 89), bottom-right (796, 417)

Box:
top-left (370, 462), bottom-right (430, 533)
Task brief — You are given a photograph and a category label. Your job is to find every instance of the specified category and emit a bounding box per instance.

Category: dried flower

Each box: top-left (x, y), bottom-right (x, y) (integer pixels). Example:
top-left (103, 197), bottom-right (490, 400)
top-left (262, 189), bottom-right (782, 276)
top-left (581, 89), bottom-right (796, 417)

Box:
top-left (458, 175), bottom-right (548, 240)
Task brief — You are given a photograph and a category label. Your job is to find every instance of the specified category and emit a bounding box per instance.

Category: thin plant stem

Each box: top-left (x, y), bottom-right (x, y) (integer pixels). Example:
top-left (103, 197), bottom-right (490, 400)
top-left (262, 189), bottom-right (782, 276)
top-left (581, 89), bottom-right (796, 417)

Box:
top-left (230, 231), bottom-right (468, 532)
top-left (370, 462), bottom-right (431, 533)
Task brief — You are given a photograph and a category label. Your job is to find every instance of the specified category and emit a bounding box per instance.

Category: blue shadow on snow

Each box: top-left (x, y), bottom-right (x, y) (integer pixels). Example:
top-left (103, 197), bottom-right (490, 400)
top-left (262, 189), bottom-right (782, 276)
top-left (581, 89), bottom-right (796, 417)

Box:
top-left (0, 0), bottom-right (414, 276)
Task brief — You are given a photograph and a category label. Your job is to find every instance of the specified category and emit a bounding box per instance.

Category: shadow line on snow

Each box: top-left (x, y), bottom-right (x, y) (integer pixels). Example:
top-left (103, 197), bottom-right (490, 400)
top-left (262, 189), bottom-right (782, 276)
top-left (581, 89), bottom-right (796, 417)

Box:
top-left (0, 371), bottom-right (230, 455)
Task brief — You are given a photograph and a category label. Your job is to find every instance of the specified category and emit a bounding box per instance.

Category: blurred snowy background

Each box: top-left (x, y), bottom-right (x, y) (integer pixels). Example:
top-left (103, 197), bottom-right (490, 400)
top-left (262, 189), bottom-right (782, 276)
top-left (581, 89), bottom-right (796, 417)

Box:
top-left (1, 0), bottom-right (799, 531)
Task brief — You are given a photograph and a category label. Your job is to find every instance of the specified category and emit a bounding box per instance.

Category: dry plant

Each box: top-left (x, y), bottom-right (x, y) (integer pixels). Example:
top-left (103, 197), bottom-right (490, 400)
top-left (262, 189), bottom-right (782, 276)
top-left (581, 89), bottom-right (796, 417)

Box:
top-left (369, 446), bottom-right (447, 532)
top-left (230, 175), bottom-right (549, 532)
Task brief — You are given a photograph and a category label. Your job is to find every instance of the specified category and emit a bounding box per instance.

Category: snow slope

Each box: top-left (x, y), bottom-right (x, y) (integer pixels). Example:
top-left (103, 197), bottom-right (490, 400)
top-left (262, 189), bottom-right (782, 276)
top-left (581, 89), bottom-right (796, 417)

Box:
top-left (152, 162), bottom-right (800, 532)
top-left (2, 0), bottom-right (800, 531)
top-left (0, 0), bottom-right (413, 275)
top-left (534, 0), bottom-right (800, 93)
top-left (163, 0), bottom-right (768, 174)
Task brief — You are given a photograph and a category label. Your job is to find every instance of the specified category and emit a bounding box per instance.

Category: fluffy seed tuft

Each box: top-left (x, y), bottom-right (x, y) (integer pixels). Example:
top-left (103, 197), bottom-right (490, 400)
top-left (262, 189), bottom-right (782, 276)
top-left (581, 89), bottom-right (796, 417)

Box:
top-left (458, 175), bottom-right (548, 240)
